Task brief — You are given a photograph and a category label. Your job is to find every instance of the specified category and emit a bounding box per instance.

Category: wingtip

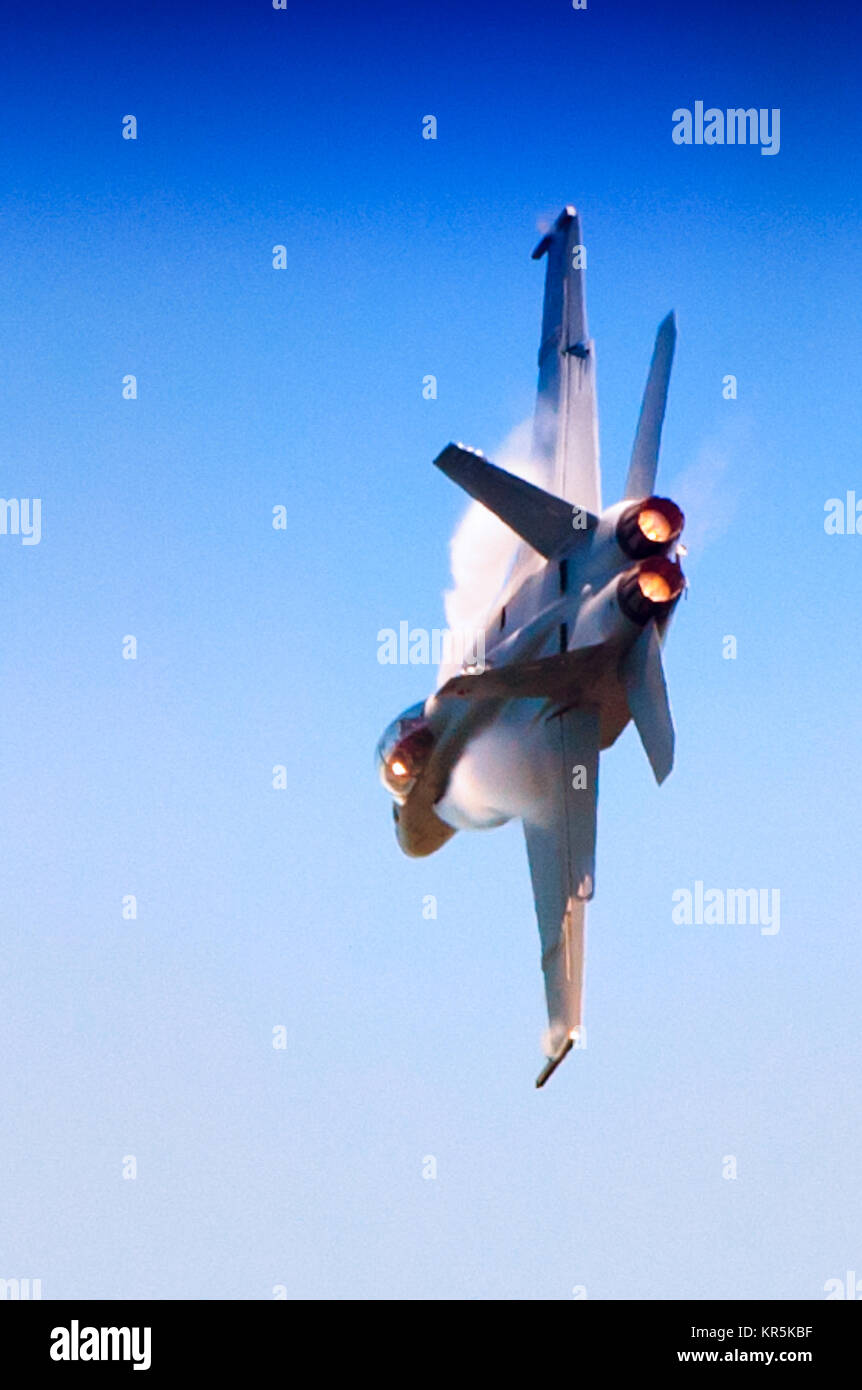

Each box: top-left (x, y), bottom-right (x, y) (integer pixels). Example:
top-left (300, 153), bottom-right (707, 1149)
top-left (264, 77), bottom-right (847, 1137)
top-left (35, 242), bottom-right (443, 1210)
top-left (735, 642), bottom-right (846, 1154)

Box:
top-left (433, 441), bottom-right (488, 478)
top-left (531, 205), bottom-right (579, 259)
top-left (535, 1036), bottom-right (575, 1088)
top-left (531, 234), bottom-right (552, 260)
top-left (653, 752), bottom-right (674, 785)
top-left (433, 441), bottom-right (466, 473)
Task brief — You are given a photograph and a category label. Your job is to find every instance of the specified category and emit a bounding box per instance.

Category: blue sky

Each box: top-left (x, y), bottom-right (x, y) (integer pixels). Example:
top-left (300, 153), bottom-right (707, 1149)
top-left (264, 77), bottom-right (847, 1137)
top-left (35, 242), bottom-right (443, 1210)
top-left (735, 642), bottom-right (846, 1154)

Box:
top-left (1, 0), bottom-right (861, 1299)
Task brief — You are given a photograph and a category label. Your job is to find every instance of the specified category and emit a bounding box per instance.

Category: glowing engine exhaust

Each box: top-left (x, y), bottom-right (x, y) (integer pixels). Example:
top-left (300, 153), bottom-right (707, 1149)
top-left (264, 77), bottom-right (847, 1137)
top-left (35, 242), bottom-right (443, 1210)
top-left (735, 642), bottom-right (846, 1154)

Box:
top-left (618, 556), bottom-right (685, 624)
top-left (616, 496), bottom-right (685, 559)
top-left (376, 705), bottom-right (436, 801)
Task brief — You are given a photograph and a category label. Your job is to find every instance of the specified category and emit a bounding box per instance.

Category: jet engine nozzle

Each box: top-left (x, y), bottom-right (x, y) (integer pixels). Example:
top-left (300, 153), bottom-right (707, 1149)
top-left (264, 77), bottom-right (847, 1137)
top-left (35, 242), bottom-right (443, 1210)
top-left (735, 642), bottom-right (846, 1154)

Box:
top-left (618, 556), bottom-right (685, 625)
top-left (376, 703), bottom-right (436, 802)
top-left (616, 496), bottom-right (685, 559)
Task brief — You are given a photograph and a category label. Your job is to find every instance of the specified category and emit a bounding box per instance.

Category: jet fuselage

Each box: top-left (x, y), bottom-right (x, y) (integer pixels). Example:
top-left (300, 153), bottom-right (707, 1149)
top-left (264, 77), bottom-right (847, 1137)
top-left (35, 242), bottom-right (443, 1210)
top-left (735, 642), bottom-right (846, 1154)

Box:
top-left (380, 494), bottom-right (685, 857)
top-left (374, 204), bottom-right (687, 1084)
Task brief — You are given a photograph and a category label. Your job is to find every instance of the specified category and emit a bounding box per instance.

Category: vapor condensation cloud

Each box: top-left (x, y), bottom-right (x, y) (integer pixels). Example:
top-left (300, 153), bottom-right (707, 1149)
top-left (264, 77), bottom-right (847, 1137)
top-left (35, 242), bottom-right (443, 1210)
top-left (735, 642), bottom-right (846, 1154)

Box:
top-left (438, 419), bottom-right (545, 684)
top-left (668, 413), bottom-right (752, 557)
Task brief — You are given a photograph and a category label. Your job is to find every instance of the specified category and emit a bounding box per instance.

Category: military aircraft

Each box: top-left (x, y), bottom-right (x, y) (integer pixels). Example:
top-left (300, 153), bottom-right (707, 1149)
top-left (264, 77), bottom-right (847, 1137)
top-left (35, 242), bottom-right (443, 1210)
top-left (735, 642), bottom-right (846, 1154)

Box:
top-left (376, 206), bottom-right (686, 1087)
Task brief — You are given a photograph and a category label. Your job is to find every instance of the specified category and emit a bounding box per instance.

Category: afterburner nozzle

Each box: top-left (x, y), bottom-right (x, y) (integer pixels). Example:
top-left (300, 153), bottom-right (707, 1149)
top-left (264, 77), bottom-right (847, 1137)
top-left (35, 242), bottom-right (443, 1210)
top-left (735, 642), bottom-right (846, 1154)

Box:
top-left (618, 556), bottom-right (685, 625)
top-left (617, 496), bottom-right (685, 559)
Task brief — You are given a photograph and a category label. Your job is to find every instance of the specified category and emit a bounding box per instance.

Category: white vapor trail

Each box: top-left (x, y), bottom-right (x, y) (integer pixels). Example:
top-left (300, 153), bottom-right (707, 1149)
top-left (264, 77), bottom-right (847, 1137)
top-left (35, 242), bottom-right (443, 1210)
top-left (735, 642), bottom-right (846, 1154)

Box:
top-left (438, 419), bottom-right (545, 684)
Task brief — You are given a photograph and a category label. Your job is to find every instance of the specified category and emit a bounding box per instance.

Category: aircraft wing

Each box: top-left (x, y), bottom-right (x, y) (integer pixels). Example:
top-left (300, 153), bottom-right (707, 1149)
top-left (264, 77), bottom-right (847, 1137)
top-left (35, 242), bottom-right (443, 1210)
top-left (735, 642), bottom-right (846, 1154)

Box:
top-left (530, 206), bottom-right (601, 515)
top-left (523, 706), bottom-right (600, 1087)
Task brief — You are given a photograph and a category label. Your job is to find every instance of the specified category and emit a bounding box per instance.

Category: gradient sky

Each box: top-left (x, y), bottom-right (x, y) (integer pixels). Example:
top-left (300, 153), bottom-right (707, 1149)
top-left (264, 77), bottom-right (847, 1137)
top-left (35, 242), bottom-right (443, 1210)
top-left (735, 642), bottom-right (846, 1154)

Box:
top-left (1, 0), bottom-right (861, 1300)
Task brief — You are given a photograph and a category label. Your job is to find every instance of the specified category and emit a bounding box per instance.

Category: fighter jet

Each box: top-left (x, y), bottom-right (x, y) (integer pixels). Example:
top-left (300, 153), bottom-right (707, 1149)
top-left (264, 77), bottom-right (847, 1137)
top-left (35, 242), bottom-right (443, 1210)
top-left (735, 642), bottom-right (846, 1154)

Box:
top-left (376, 206), bottom-right (686, 1086)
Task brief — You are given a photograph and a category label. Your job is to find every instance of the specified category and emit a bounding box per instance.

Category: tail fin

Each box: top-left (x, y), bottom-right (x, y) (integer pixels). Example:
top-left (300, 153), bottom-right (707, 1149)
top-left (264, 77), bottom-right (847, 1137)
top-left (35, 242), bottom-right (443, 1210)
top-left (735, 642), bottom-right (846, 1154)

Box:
top-left (623, 312), bottom-right (676, 501)
top-left (620, 621), bottom-right (675, 783)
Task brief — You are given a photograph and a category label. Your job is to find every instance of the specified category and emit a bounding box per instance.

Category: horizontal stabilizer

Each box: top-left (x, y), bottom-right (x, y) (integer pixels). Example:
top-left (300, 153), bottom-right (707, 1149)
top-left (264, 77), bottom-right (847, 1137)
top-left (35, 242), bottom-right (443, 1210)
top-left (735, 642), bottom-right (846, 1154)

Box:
top-left (434, 443), bottom-right (596, 559)
top-left (437, 643), bottom-right (605, 702)
top-left (620, 622), bottom-right (675, 783)
top-left (624, 312), bottom-right (676, 501)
